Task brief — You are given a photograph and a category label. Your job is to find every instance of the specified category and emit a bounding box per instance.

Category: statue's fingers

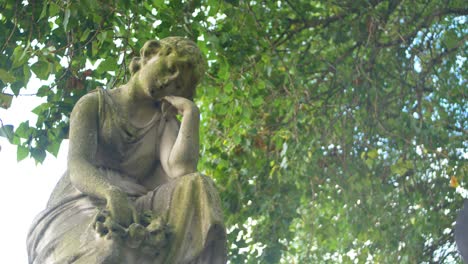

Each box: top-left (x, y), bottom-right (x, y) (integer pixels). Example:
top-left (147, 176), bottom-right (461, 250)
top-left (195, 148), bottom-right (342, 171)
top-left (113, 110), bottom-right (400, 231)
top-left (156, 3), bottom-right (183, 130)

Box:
top-left (140, 210), bottom-right (154, 227)
top-left (162, 96), bottom-right (185, 109)
top-left (103, 217), bottom-right (127, 239)
top-left (95, 221), bottom-right (109, 237)
top-left (162, 96), bottom-right (175, 103)
top-left (93, 211), bottom-right (105, 224)
top-left (127, 223), bottom-right (146, 249)
top-left (161, 99), bottom-right (179, 116)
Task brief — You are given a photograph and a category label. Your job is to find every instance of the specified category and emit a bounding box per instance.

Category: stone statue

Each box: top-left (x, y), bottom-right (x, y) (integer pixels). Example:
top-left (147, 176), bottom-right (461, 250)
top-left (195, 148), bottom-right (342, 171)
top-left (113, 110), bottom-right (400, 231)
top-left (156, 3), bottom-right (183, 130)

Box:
top-left (27, 37), bottom-right (227, 264)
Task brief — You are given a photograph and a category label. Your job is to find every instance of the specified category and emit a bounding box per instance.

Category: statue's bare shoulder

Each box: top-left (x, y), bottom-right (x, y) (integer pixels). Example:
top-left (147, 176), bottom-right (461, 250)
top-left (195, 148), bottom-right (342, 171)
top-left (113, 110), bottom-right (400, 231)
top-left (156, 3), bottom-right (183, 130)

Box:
top-left (70, 91), bottom-right (100, 121)
top-left (68, 91), bottom-right (100, 163)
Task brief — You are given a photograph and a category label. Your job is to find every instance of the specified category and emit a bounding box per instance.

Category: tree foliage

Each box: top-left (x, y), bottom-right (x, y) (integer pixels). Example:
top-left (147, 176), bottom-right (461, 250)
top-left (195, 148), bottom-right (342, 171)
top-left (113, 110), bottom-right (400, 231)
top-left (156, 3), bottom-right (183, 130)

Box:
top-left (0, 0), bottom-right (467, 262)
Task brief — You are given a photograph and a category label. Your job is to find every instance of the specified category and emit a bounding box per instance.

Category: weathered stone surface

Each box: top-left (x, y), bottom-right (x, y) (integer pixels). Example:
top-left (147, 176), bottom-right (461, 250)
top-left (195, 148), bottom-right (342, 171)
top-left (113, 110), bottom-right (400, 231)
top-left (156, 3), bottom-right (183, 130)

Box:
top-left (27, 37), bottom-right (227, 264)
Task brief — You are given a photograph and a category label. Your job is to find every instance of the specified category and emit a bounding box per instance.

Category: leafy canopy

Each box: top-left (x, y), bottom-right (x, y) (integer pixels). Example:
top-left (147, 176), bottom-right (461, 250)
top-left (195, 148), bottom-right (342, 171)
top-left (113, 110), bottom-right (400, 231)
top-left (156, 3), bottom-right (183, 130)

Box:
top-left (0, 0), bottom-right (466, 263)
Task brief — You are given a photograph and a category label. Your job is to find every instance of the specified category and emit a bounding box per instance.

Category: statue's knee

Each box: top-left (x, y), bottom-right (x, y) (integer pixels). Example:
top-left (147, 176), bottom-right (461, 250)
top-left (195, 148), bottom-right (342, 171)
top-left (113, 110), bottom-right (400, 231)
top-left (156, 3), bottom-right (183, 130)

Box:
top-left (177, 172), bottom-right (213, 189)
top-left (179, 172), bottom-right (202, 184)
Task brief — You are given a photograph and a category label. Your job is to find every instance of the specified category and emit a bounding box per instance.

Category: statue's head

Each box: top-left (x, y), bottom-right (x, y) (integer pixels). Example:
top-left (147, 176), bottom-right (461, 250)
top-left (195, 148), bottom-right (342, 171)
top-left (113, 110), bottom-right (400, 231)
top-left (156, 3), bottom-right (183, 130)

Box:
top-left (129, 37), bottom-right (206, 100)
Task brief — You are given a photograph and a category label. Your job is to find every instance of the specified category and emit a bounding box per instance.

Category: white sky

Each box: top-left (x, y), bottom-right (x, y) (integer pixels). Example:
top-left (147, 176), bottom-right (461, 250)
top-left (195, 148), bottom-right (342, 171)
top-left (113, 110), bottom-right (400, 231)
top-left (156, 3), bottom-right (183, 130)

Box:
top-left (0, 79), bottom-right (67, 263)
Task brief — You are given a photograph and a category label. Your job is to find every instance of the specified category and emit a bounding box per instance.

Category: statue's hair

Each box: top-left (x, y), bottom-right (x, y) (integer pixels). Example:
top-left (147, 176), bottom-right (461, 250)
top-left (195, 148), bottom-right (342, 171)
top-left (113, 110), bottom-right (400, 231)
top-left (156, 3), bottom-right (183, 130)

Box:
top-left (129, 37), bottom-right (206, 94)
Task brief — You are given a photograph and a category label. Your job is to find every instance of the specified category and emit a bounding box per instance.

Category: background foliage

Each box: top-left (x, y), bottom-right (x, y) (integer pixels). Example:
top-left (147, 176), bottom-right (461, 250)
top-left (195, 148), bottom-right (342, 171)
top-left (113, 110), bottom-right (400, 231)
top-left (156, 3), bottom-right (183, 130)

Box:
top-left (0, 0), bottom-right (467, 262)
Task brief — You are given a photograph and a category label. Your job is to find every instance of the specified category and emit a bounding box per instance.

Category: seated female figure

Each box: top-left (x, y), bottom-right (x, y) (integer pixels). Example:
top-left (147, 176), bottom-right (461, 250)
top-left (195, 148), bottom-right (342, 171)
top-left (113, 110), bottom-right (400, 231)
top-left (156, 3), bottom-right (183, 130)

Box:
top-left (27, 37), bottom-right (227, 264)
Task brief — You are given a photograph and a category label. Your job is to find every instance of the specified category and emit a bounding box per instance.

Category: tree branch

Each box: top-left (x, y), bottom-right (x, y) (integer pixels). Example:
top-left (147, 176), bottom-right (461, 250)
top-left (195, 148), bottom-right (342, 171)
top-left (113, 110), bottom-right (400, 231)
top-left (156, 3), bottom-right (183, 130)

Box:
top-left (273, 15), bottom-right (342, 47)
top-left (377, 7), bottom-right (468, 48)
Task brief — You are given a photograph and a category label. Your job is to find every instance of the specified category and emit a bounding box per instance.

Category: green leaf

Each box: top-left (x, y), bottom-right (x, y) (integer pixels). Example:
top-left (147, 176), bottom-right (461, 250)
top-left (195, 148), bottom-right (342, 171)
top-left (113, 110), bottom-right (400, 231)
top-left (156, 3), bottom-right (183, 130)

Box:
top-left (367, 149), bottom-right (378, 159)
top-left (152, 0), bottom-right (165, 8)
top-left (224, 82), bottom-right (233, 93)
top-left (0, 93), bottom-right (13, 109)
top-left (252, 96), bottom-right (263, 107)
top-left (49, 2), bottom-right (60, 17)
top-left (31, 148), bottom-right (46, 163)
top-left (0, 69), bottom-right (16, 83)
top-left (444, 29), bottom-right (459, 50)
top-left (47, 141), bottom-right (61, 157)
top-left (97, 56), bottom-right (117, 73)
top-left (31, 61), bottom-right (50, 80)
top-left (12, 46), bottom-right (28, 69)
top-left (36, 85), bottom-right (50, 97)
top-left (80, 28), bottom-right (91, 42)
top-left (218, 58), bottom-right (230, 80)
top-left (92, 41), bottom-right (99, 57)
top-left (23, 64), bottom-right (31, 81)
top-left (32, 103), bottom-right (51, 116)
top-left (39, 1), bottom-right (48, 20)
top-left (0, 125), bottom-right (14, 142)
top-left (17, 145), bottom-right (29, 161)
top-left (97, 31), bottom-right (108, 44)
top-left (15, 121), bottom-right (31, 139)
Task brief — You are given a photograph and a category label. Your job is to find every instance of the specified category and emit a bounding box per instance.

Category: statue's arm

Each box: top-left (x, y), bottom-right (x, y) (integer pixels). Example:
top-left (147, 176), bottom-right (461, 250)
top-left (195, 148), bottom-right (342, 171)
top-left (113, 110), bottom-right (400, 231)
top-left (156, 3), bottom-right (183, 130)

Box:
top-left (160, 96), bottom-right (200, 178)
top-left (68, 93), bottom-right (114, 199)
top-left (68, 93), bottom-right (137, 226)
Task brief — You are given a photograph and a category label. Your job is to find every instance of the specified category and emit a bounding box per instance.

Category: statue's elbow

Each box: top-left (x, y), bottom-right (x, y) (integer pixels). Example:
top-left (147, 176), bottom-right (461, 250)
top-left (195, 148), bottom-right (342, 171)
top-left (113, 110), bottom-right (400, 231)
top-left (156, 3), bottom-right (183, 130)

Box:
top-left (167, 159), bottom-right (198, 178)
top-left (68, 157), bottom-right (92, 186)
top-left (68, 159), bottom-right (81, 184)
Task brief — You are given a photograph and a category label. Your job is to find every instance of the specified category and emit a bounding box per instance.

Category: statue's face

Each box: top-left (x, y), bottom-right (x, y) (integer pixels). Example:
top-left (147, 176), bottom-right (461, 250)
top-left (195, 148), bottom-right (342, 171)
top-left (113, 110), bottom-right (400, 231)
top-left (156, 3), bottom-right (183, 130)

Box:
top-left (138, 44), bottom-right (194, 100)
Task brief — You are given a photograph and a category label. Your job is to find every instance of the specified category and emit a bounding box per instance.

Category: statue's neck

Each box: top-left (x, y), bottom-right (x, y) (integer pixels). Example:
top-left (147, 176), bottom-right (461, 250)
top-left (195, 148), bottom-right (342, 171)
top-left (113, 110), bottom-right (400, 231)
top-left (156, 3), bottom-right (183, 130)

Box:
top-left (126, 76), bottom-right (158, 103)
top-left (114, 80), bottom-right (161, 126)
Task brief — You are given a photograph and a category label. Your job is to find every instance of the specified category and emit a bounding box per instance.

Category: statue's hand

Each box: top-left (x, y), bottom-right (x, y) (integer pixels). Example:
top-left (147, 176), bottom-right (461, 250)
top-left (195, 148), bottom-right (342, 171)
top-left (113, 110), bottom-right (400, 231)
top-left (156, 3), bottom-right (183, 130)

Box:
top-left (163, 96), bottom-right (199, 116)
top-left (94, 210), bottom-right (127, 239)
top-left (93, 209), bottom-right (171, 253)
top-left (93, 209), bottom-right (147, 249)
top-left (105, 189), bottom-right (139, 227)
